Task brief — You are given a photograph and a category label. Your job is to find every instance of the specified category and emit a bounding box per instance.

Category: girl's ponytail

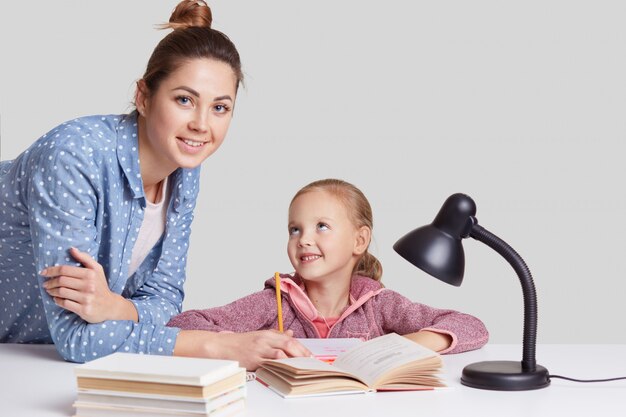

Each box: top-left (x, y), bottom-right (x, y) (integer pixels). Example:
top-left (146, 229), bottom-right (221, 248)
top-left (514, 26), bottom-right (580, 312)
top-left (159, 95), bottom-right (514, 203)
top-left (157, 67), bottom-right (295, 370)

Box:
top-left (354, 251), bottom-right (383, 282)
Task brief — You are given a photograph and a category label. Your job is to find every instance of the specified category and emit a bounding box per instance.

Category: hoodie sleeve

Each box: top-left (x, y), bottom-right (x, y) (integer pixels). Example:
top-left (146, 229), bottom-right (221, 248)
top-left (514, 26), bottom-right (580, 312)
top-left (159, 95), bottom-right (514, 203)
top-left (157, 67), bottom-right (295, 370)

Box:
top-left (166, 289), bottom-right (279, 332)
top-left (374, 289), bottom-right (489, 354)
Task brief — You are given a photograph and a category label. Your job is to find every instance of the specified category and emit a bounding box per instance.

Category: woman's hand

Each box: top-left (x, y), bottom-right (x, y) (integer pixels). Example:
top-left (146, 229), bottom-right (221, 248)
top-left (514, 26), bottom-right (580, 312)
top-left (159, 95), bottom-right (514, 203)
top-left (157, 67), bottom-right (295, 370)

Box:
top-left (175, 329), bottom-right (312, 370)
top-left (40, 247), bottom-right (138, 323)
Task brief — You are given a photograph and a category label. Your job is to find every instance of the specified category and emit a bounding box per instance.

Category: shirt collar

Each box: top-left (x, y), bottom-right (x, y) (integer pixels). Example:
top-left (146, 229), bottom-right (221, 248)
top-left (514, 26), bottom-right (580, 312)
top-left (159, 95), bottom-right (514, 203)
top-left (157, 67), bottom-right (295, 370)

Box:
top-left (115, 111), bottom-right (200, 210)
top-left (115, 112), bottom-right (144, 199)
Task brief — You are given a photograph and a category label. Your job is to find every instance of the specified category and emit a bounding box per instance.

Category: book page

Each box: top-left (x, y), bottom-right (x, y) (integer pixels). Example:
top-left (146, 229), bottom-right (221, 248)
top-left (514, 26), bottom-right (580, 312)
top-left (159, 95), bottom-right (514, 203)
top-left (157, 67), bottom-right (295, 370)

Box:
top-left (297, 338), bottom-right (362, 362)
top-left (332, 333), bottom-right (439, 387)
top-left (263, 356), bottom-right (348, 374)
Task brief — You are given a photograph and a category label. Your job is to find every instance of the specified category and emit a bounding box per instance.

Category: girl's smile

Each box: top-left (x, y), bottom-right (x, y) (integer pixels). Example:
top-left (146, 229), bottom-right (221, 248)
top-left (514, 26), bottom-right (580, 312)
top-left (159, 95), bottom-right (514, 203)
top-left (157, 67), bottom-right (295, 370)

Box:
top-left (299, 253), bottom-right (323, 263)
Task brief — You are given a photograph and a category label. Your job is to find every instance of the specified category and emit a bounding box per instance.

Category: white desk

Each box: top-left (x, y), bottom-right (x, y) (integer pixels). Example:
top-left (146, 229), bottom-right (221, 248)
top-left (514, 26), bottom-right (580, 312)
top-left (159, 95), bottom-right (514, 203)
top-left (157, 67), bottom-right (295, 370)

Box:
top-left (1, 344), bottom-right (625, 417)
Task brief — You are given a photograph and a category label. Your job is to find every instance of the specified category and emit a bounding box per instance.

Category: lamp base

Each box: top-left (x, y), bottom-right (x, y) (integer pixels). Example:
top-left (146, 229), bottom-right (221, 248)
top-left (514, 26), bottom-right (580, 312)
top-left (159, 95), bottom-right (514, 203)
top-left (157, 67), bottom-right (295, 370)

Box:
top-left (461, 361), bottom-right (550, 391)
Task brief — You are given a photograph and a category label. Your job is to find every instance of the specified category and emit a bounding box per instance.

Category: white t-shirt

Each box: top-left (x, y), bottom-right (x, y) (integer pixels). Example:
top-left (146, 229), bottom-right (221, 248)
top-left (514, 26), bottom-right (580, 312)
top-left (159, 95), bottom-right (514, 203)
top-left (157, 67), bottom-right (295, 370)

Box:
top-left (128, 177), bottom-right (170, 277)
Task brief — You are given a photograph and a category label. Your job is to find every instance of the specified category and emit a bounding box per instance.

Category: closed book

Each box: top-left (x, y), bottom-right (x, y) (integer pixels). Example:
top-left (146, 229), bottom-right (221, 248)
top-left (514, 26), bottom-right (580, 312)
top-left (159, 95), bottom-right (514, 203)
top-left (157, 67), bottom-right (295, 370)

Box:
top-left (75, 353), bottom-right (241, 385)
top-left (74, 385), bottom-right (246, 414)
top-left (73, 397), bottom-right (246, 417)
top-left (74, 353), bottom-right (245, 399)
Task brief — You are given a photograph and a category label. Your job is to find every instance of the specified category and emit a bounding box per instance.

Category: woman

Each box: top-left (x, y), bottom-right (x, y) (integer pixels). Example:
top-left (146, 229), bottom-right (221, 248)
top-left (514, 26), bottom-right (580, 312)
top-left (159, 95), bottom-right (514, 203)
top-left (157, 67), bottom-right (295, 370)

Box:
top-left (0, 0), bottom-right (308, 370)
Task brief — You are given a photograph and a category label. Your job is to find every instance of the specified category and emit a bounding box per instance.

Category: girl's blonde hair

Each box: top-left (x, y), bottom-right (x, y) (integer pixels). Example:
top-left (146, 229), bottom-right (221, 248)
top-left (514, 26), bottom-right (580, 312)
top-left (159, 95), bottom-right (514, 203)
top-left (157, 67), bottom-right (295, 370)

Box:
top-left (290, 179), bottom-right (383, 282)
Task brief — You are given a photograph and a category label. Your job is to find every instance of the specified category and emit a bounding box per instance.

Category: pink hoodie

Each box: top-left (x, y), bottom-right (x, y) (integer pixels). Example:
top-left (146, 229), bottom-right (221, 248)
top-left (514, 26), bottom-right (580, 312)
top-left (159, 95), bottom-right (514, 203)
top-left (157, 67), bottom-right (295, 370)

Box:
top-left (167, 274), bottom-right (489, 354)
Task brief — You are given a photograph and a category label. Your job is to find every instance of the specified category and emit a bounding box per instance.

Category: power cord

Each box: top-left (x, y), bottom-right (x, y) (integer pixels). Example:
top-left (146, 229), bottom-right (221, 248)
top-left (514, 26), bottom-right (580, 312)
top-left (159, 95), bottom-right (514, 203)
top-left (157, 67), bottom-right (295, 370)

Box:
top-left (549, 374), bottom-right (626, 383)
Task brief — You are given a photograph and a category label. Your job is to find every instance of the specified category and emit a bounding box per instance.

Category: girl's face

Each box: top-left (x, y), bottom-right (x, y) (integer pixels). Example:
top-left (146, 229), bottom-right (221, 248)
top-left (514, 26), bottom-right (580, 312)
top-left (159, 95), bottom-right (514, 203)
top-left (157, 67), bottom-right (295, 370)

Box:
top-left (136, 58), bottom-right (237, 177)
top-left (287, 190), bottom-right (369, 284)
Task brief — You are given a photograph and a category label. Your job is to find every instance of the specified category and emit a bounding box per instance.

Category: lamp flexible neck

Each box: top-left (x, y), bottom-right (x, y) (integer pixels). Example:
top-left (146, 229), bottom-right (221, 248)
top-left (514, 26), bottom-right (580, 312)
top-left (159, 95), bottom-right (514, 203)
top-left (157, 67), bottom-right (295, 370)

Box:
top-left (469, 224), bottom-right (538, 371)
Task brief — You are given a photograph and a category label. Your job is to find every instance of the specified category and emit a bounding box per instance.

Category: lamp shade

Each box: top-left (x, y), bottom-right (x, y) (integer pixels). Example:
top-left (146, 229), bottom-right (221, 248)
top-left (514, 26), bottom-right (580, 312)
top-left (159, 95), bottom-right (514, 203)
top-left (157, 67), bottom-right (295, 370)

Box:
top-left (393, 193), bottom-right (477, 286)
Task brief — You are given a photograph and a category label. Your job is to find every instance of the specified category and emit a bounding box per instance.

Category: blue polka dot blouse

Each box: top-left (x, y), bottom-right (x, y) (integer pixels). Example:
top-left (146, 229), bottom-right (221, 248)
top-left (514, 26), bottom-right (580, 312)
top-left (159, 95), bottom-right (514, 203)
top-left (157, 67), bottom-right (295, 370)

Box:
top-left (0, 112), bottom-right (201, 362)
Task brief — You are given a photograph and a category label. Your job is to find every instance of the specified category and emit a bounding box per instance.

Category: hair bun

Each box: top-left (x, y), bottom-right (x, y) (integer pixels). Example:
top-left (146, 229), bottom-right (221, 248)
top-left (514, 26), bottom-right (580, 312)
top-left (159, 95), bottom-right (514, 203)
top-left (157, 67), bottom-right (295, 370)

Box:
top-left (164, 0), bottom-right (213, 30)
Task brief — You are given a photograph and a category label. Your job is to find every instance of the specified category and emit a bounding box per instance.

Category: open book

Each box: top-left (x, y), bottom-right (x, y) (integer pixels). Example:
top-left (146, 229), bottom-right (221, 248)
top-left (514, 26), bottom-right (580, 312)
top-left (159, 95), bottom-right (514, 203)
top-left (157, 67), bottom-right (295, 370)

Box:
top-left (256, 333), bottom-right (444, 398)
top-left (297, 337), bottom-right (362, 363)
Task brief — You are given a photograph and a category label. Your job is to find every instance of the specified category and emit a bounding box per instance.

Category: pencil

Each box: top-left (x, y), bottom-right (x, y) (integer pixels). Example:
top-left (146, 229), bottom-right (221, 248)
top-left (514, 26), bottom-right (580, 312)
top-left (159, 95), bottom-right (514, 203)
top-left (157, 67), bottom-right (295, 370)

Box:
top-left (275, 272), bottom-right (284, 332)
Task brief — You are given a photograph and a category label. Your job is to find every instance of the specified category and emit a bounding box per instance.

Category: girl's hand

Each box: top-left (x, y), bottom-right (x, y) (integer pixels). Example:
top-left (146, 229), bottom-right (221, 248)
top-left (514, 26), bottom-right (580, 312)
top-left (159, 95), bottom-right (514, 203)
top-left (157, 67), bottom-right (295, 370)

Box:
top-left (175, 329), bottom-right (312, 370)
top-left (40, 247), bottom-right (138, 323)
top-left (404, 330), bottom-right (453, 352)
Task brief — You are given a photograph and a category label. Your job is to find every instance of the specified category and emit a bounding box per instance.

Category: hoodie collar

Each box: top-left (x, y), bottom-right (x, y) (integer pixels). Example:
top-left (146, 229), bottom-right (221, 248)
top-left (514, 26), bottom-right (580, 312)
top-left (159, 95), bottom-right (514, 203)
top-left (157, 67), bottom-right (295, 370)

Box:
top-left (265, 274), bottom-right (384, 322)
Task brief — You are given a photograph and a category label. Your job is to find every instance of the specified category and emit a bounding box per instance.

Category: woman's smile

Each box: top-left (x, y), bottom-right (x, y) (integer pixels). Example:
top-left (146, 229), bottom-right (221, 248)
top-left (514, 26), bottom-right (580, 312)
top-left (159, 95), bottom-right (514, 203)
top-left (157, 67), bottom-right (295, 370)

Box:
top-left (176, 136), bottom-right (209, 154)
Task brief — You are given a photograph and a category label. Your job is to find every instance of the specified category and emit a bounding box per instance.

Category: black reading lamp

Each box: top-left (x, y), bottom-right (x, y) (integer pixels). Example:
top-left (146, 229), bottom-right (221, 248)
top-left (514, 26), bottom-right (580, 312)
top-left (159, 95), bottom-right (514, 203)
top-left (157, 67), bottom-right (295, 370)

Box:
top-left (393, 193), bottom-right (550, 391)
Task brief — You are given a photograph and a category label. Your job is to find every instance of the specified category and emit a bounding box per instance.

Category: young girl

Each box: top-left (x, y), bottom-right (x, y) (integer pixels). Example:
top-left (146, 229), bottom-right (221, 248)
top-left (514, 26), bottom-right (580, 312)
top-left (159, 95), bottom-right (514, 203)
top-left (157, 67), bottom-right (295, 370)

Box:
top-left (0, 0), bottom-right (308, 367)
top-left (168, 179), bottom-right (489, 360)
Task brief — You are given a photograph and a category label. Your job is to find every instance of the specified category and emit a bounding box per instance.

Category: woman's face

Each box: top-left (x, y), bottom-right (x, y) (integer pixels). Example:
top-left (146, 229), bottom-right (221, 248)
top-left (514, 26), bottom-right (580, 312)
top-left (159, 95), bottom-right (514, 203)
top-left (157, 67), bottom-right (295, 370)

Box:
top-left (136, 58), bottom-right (237, 176)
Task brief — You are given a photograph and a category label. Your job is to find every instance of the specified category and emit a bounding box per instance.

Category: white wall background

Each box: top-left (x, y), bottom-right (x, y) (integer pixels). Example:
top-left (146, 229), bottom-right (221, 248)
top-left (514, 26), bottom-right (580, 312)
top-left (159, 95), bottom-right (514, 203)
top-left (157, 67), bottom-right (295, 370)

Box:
top-left (1, 1), bottom-right (625, 344)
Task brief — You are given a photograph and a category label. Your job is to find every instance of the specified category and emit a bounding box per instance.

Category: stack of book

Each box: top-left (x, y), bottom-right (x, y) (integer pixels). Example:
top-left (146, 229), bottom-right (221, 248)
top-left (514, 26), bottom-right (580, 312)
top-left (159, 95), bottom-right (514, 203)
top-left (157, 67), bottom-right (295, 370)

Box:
top-left (73, 353), bottom-right (246, 417)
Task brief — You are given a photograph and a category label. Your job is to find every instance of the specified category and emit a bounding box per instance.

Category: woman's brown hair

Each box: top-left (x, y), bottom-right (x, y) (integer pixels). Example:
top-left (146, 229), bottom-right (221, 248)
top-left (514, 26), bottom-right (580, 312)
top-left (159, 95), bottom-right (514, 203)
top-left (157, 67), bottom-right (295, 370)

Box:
top-left (140, 0), bottom-right (243, 99)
